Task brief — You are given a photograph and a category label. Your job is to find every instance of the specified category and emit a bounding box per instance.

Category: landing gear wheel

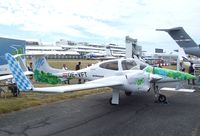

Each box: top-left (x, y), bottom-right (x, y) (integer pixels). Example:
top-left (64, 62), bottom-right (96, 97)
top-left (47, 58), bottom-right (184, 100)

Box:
top-left (158, 94), bottom-right (167, 104)
top-left (109, 98), bottom-right (117, 105)
top-left (125, 91), bottom-right (132, 96)
top-left (8, 84), bottom-right (19, 97)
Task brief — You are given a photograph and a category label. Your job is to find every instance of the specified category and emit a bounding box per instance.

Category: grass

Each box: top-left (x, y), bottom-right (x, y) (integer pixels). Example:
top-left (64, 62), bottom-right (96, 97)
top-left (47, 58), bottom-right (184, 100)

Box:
top-left (0, 59), bottom-right (107, 115)
top-left (0, 87), bottom-right (111, 114)
top-left (27, 59), bottom-right (99, 70)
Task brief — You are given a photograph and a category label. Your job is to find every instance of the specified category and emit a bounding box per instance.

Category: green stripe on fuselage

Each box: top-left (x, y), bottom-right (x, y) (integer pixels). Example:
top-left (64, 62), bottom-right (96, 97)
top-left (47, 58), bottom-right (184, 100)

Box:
top-left (144, 66), bottom-right (196, 80)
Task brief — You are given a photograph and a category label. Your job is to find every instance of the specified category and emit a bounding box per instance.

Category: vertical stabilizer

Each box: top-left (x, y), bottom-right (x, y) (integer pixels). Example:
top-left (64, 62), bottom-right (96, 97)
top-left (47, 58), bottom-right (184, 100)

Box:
top-left (5, 53), bottom-right (32, 91)
top-left (32, 55), bottom-right (66, 73)
top-left (105, 46), bottom-right (112, 56)
top-left (156, 27), bottom-right (198, 48)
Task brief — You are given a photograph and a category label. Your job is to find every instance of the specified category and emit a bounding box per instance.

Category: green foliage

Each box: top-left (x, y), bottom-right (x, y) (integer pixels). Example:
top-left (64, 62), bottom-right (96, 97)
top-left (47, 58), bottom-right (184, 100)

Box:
top-left (11, 48), bottom-right (23, 55)
top-left (34, 70), bottom-right (62, 84)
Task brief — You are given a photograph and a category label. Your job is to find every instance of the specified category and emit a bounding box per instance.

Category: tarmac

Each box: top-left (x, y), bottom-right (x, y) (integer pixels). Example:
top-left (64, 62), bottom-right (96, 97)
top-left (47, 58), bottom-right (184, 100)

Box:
top-left (0, 83), bottom-right (200, 136)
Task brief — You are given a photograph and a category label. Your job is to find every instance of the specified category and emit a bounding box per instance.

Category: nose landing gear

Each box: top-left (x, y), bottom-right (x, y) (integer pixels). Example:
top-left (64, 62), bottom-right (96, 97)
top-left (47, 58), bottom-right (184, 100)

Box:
top-left (157, 94), bottom-right (167, 103)
top-left (153, 83), bottom-right (167, 104)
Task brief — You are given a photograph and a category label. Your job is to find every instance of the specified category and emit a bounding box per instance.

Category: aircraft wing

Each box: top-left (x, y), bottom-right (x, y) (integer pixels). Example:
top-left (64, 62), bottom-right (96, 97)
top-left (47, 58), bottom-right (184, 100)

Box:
top-left (33, 76), bottom-right (123, 93)
top-left (0, 71), bottom-right (33, 81)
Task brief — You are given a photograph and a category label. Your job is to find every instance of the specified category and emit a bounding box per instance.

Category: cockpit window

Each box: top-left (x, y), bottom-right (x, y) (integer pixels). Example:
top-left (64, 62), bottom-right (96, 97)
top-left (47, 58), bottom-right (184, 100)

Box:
top-left (140, 64), bottom-right (148, 70)
top-left (99, 61), bottom-right (118, 71)
top-left (122, 60), bottom-right (137, 70)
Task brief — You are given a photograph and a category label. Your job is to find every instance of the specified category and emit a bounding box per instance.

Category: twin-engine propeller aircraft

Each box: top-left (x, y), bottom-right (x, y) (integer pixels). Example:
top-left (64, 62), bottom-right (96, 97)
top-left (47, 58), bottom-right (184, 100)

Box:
top-left (5, 53), bottom-right (195, 104)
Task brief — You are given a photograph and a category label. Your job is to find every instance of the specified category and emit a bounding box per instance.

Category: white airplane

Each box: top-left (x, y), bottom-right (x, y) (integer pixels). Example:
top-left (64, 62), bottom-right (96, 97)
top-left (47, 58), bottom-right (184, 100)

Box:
top-left (84, 46), bottom-right (117, 60)
top-left (31, 54), bottom-right (145, 84)
top-left (177, 47), bottom-right (200, 69)
top-left (84, 52), bottom-right (105, 59)
top-left (5, 53), bottom-right (195, 104)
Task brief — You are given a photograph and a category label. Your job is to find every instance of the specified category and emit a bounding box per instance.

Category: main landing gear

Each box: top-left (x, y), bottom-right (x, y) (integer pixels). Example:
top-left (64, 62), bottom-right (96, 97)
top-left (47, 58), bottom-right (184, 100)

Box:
top-left (109, 89), bottom-right (120, 105)
top-left (8, 83), bottom-right (20, 97)
top-left (153, 83), bottom-right (167, 104)
top-left (125, 91), bottom-right (132, 96)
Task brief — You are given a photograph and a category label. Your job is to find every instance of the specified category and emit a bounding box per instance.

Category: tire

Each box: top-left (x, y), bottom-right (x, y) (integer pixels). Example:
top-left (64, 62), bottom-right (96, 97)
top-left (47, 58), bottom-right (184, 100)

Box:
top-left (9, 85), bottom-right (19, 97)
top-left (109, 98), bottom-right (117, 105)
top-left (158, 94), bottom-right (166, 103)
top-left (125, 91), bottom-right (132, 96)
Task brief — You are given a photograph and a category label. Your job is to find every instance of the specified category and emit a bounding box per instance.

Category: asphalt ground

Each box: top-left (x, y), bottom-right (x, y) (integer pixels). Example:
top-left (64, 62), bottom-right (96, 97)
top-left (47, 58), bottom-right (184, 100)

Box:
top-left (0, 82), bottom-right (200, 136)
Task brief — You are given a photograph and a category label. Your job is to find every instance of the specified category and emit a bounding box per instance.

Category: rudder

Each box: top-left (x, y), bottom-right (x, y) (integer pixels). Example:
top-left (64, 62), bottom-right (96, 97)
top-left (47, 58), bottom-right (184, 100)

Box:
top-left (5, 53), bottom-right (32, 91)
top-left (156, 27), bottom-right (198, 48)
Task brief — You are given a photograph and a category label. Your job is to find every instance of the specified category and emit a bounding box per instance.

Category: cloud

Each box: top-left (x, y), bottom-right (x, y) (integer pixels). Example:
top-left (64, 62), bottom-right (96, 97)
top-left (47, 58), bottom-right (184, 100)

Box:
top-left (0, 0), bottom-right (200, 52)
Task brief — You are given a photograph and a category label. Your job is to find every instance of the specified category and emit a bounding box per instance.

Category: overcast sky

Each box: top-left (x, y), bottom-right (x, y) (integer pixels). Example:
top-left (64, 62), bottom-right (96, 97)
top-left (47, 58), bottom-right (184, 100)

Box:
top-left (0, 0), bottom-right (200, 53)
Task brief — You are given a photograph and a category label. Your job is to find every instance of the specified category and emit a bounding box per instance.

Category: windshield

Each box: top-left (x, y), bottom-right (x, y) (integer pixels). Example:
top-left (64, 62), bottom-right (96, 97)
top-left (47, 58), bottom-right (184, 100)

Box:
top-left (99, 61), bottom-right (118, 71)
top-left (121, 60), bottom-right (137, 70)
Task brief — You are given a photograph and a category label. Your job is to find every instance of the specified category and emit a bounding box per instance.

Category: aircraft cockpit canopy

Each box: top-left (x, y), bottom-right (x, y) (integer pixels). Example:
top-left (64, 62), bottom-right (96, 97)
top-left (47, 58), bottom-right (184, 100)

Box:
top-left (121, 60), bottom-right (137, 70)
top-left (99, 61), bottom-right (119, 71)
top-left (99, 59), bottom-right (149, 71)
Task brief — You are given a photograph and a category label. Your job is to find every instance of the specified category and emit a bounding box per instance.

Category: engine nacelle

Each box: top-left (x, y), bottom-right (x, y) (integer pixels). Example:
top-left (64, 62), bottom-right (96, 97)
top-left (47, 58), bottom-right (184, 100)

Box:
top-left (124, 71), bottom-right (151, 92)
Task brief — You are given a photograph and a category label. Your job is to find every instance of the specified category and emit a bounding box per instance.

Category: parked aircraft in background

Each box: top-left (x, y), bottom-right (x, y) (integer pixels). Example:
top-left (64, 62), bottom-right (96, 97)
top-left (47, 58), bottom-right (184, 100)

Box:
top-left (177, 47), bottom-right (200, 68)
top-left (6, 53), bottom-right (195, 105)
top-left (84, 52), bottom-right (105, 59)
top-left (156, 27), bottom-right (200, 57)
top-left (84, 46), bottom-right (118, 60)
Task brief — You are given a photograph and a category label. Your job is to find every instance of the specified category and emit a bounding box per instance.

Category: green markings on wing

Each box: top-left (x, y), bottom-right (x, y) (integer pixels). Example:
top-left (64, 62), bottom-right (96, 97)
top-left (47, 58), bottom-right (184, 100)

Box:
top-left (144, 66), bottom-right (196, 80)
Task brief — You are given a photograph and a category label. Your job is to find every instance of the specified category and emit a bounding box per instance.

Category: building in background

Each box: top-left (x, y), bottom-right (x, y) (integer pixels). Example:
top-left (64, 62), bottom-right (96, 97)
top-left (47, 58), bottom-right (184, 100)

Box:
top-left (26, 39), bottom-right (126, 59)
top-left (0, 37), bottom-right (26, 75)
top-left (155, 48), bottom-right (163, 53)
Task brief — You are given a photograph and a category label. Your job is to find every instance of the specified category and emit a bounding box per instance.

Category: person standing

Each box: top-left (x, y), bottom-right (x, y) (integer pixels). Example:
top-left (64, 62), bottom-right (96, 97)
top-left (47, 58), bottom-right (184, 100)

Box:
top-left (28, 62), bottom-right (33, 71)
top-left (75, 62), bottom-right (81, 84)
top-left (188, 62), bottom-right (195, 85)
top-left (62, 64), bottom-right (69, 84)
top-left (62, 64), bottom-right (68, 70)
top-left (28, 62), bottom-right (33, 79)
top-left (180, 62), bottom-right (185, 72)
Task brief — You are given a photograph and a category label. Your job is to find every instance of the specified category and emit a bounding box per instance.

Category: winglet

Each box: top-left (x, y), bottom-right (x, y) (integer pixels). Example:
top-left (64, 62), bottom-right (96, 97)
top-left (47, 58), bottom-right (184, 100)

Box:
top-left (5, 53), bottom-right (33, 91)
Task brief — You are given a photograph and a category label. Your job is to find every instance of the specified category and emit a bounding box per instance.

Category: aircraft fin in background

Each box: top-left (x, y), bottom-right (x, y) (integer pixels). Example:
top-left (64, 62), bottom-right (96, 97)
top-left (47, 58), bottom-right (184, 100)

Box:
top-left (156, 27), bottom-right (198, 48)
top-left (105, 46), bottom-right (112, 56)
top-left (5, 53), bottom-right (33, 91)
top-left (32, 55), bottom-right (66, 73)
top-left (177, 47), bottom-right (193, 63)
top-left (177, 47), bottom-right (187, 61)
top-left (16, 55), bottom-right (29, 72)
